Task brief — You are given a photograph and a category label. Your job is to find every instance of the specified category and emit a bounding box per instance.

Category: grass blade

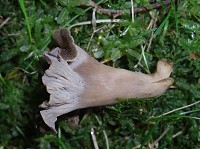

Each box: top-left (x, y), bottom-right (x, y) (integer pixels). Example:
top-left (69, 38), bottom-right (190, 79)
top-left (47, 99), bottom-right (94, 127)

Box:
top-left (18, 0), bottom-right (32, 42)
top-left (153, 9), bottom-right (171, 38)
top-left (141, 45), bottom-right (150, 74)
top-left (140, 121), bottom-right (159, 149)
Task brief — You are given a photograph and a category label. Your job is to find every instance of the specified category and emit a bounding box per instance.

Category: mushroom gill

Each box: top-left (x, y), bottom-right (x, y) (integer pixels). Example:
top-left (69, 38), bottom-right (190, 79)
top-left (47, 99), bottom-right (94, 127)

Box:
top-left (40, 29), bottom-right (174, 132)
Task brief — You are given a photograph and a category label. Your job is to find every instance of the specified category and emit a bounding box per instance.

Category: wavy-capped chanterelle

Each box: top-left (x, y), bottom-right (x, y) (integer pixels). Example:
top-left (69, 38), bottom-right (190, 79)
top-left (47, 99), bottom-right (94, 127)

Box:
top-left (40, 29), bottom-right (174, 132)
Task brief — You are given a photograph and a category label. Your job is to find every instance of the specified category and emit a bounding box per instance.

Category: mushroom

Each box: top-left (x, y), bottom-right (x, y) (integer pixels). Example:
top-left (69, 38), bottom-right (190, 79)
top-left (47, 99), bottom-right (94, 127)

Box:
top-left (40, 29), bottom-right (174, 132)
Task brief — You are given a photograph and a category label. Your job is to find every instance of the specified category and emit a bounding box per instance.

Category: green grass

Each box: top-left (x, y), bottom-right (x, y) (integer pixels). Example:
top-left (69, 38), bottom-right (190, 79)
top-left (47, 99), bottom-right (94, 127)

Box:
top-left (0, 0), bottom-right (200, 148)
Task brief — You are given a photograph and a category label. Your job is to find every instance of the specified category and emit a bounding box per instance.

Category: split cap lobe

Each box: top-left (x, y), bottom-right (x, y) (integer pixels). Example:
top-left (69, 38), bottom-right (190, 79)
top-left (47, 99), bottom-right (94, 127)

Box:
top-left (44, 29), bottom-right (77, 64)
top-left (40, 29), bottom-right (174, 132)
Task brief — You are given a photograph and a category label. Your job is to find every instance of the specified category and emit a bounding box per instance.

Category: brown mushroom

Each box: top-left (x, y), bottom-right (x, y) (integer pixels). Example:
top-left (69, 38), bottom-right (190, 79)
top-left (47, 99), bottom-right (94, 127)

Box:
top-left (40, 29), bottom-right (174, 132)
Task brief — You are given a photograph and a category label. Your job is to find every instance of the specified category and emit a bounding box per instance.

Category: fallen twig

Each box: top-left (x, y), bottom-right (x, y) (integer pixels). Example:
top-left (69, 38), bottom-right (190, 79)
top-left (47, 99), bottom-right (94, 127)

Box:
top-left (133, 125), bottom-right (171, 149)
top-left (149, 125), bottom-right (171, 148)
top-left (146, 11), bottom-right (158, 52)
top-left (94, 0), bottom-right (173, 16)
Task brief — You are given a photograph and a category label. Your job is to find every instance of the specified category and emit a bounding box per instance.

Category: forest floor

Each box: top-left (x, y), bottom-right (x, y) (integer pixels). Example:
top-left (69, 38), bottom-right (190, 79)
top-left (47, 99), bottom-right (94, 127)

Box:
top-left (0, 0), bottom-right (200, 148)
